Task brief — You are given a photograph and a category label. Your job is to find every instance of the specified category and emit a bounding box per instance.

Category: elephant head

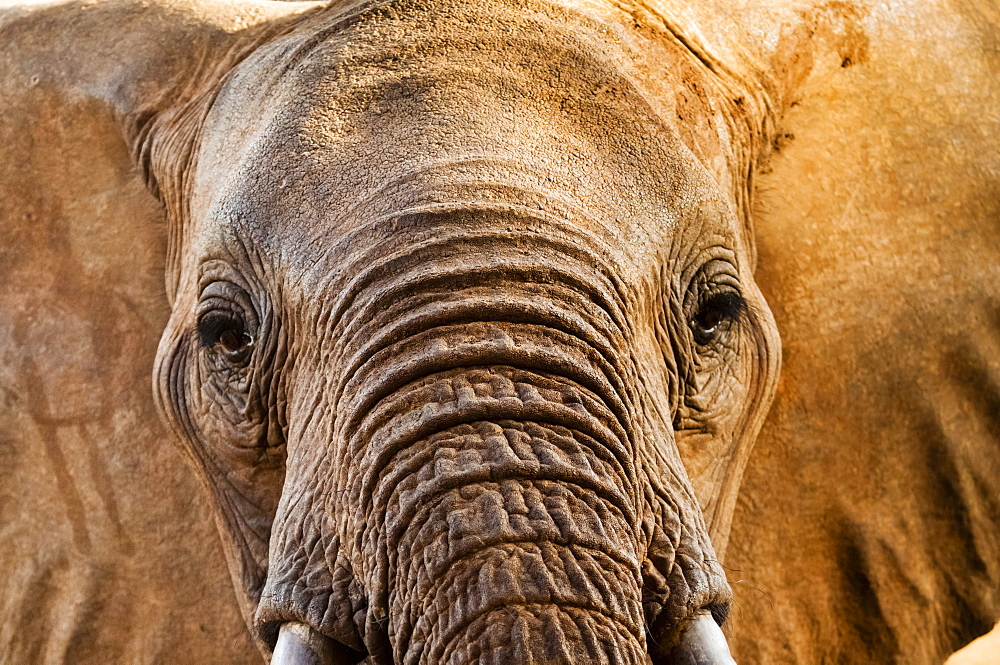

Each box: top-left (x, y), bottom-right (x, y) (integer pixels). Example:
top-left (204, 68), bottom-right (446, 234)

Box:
top-left (4, 0), bottom-right (779, 662)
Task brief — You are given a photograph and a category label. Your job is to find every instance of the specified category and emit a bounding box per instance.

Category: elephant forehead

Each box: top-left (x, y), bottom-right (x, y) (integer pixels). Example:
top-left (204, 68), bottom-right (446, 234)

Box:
top-left (192, 0), bottom-right (736, 274)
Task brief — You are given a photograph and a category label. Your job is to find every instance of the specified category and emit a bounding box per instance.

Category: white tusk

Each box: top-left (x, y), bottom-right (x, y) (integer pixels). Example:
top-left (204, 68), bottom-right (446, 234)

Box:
top-left (270, 622), bottom-right (338, 665)
top-left (664, 613), bottom-right (737, 665)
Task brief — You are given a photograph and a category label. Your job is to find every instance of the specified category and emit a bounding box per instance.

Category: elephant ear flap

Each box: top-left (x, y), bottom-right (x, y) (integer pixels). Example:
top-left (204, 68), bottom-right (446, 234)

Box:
top-left (0, 0), bottom-right (321, 301)
top-left (0, 1), bottom-right (318, 661)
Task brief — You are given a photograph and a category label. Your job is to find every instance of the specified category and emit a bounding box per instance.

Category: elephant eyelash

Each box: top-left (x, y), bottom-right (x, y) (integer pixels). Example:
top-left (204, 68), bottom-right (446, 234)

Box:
top-left (700, 291), bottom-right (747, 319)
top-left (198, 312), bottom-right (238, 345)
top-left (196, 312), bottom-right (254, 357)
top-left (707, 601), bottom-right (731, 627)
top-left (691, 291), bottom-right (748, 344)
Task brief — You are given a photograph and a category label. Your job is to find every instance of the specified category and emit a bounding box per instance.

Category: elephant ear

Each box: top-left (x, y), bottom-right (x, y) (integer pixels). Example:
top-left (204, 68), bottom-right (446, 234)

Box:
top-left (722, 2), bottom-right (1000, 662)
top-left (0, 1), bottom-right (318, 661)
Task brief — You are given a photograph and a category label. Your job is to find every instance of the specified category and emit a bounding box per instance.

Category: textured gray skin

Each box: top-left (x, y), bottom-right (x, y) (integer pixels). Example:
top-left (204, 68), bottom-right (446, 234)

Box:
top-left (1, 0), bottom-right (996, 664)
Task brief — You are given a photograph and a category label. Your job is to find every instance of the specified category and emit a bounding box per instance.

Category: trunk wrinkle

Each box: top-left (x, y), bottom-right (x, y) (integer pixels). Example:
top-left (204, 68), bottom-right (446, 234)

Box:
top-left (371, 413), bottom-right (646, 663)
top-left (383, 476), bottom-right (635, 554)
top-left (430, 603), bottom-right (643, 665)
top-left (319, 206), bottom-right (633, 345)
top-left (370, 419), bottom-right (631, 508)
top-left (407, 540), bottom-right (640, 633)
top-left (337, 292), bottom-right (628, 415)
top-left (340, 321), bottom-right (635, 444)
top-left (349, 367), bottom-right (637, 520)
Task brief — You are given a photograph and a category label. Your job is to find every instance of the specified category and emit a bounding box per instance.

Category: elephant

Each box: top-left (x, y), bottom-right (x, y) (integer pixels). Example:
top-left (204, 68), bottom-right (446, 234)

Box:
top-left (0, 1), bottom-right (996, 665)
top-left (2, 0), bottom-right (783, 662)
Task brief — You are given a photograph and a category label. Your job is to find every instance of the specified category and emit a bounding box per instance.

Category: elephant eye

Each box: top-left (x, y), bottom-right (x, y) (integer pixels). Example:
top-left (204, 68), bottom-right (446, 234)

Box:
top-left (198, 311), bottom-right (254, 364)
top-left (691, 292), bottom-right (746, 345)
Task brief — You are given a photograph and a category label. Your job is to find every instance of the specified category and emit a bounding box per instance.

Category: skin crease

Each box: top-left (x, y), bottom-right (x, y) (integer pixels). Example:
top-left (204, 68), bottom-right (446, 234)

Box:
top-left (0, 1), bottom-right (995, 665)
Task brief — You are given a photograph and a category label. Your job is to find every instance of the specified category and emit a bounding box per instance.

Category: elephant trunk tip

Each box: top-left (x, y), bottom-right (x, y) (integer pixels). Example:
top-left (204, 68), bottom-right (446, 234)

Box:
top-left (268, 614), bottom-right (738, 665)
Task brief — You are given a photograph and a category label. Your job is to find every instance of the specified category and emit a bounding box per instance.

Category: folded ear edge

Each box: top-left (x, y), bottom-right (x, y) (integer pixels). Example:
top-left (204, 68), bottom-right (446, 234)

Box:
top-left (4, 0), bottom-right (326, 294)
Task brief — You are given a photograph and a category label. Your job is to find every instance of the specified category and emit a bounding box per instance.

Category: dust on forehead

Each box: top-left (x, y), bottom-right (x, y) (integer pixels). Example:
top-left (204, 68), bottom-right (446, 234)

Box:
top-left (193, 0), bottom-right (733, 274)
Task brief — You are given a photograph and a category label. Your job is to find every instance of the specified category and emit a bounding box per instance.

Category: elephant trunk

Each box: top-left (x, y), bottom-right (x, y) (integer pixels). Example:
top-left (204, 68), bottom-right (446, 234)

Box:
top-left (381, 410), bottom-right (646, 664)
top-left (341, 263), bottom-right (650, 663)
top-left (269, 614), bottom-right (737, 665)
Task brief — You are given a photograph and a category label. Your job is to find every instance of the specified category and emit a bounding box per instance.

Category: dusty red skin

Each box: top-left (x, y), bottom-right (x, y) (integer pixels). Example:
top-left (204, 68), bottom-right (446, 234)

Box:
top-left (0, 1), bottom-right (996, 664)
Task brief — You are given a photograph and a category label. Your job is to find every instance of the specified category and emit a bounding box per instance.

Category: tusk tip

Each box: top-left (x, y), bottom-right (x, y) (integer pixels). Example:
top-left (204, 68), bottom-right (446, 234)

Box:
top-left (271, 622), bottom-right (339, 665)
top-left (659, 613), bottom-right (737, 665)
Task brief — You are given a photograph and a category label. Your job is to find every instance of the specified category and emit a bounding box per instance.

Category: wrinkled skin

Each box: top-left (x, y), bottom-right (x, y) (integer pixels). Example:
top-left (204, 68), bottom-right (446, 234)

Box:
top-left (0, 1), bottom-right (996, 664)
top-left (151, 1), bottom-right (784, 661)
